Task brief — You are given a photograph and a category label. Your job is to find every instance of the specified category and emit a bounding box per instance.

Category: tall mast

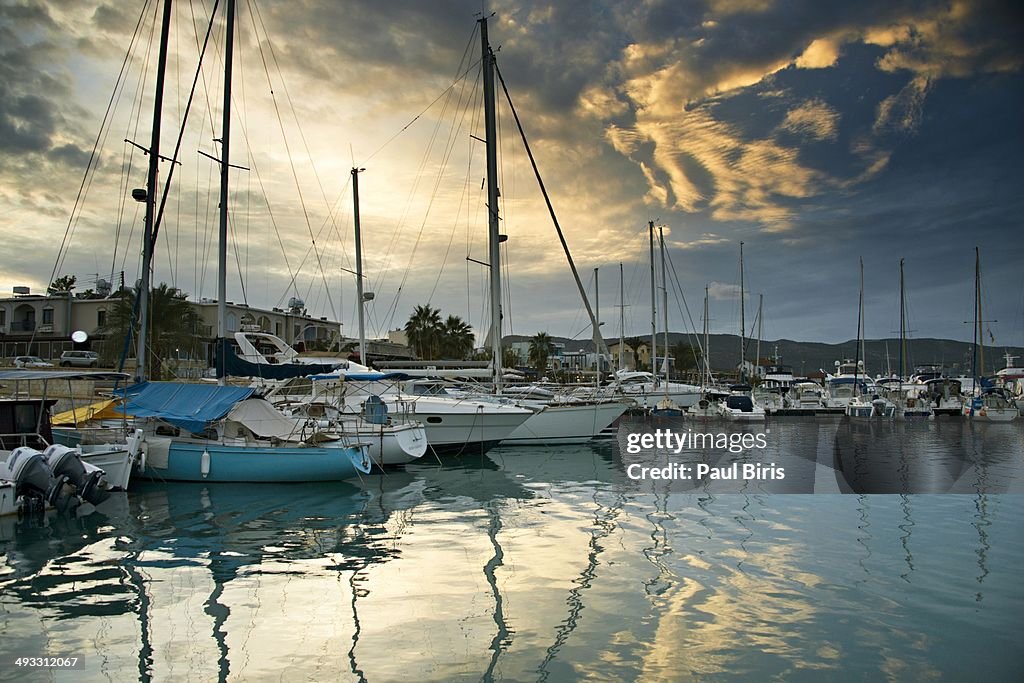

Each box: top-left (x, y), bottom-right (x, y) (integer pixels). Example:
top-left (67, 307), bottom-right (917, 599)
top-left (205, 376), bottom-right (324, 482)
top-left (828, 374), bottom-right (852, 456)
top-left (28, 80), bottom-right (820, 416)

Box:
top-left (756, 293), bottom-right (763, 379)
top-left (480, 16), bottom-right (503, 389)
top-left (899, 258), bottom-right (905, 381)
top-left (976, 247), bottom-right (984, 380)
top-left (352, 167), bottom-right (367, 365)
top-left (594, 266), bottom-right (601, 382)
top-left (618, 262), bottom-right (624, 371)
top-left (659, 226), bottom-right (669, 383)
top-left (971, 247), bottom-right (978, 385)
top-left (649, 221), bottom-right (657, 376)
top-left (135, 0), bottom-right (174, 383)
top-left (703, 285), bottom-right (710, 389)
top-left (216, 0), bottom-right (236, 387)
top-left (854, 257), bottom-right (863, 396)
top-left (739, 241), bottom-right (745, 382)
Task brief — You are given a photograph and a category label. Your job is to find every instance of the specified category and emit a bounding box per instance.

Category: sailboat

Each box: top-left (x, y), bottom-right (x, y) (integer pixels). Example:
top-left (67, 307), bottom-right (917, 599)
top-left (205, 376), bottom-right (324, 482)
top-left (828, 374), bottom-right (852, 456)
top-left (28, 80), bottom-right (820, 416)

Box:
top-left (651, 226), bottom-right (683, 417)
top-left (962, 248), bottom-right (1018, 421)
top-left (715, 242), bottom-right (765, 421)
top-left (888, 259), bottom-right (932, 419)
top-left (609, 221), bottom-right (702, 410)
top-left (441, 16), bottom-right (630, 445)
top-left (845, 259), bottom-right (895, 419)
top-left (122, 0), bottom-right (370, 481)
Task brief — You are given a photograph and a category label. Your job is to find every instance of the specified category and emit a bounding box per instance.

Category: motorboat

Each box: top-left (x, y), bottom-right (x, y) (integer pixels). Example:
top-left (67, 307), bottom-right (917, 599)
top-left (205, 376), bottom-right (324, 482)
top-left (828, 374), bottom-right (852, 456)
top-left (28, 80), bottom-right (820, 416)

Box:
top-left (0, 370), bottom-right (143, 491)
top-left (717, 385), bottom-right (766, 421)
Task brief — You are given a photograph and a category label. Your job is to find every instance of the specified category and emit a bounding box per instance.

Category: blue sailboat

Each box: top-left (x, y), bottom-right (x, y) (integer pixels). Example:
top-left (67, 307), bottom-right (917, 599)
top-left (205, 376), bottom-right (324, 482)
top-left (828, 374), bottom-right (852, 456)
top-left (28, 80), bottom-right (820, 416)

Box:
top-left (124, 382), bottom-right (371, 483)
top-left (123, 0), bottom-right (369, 482)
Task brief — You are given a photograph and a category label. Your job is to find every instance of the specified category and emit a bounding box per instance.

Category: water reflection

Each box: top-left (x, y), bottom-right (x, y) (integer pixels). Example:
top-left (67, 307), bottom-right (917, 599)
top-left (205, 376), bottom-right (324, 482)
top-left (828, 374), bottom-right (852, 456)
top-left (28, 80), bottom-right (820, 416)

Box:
top-left (834, 419), bottom-right (1024, 493)
top-left (0, 430), bottom-right (1021, 681)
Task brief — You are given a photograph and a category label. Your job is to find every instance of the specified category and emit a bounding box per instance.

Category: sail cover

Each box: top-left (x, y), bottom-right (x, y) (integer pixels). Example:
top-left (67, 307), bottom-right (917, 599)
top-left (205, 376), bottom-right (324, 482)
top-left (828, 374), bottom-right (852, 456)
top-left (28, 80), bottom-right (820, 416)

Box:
top-left (216, 338), bottom-right (339, 380)
top-left (120, 381), bottom-right (254, 434)
top-left (225, 398), bottom-right (301, 439)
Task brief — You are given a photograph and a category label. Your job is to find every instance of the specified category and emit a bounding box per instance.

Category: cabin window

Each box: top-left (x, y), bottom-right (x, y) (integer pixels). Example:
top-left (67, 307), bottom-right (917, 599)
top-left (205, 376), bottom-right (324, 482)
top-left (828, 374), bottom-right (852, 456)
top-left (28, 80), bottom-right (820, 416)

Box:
top-left (14, 404), bottom-right (40, 434)
top-left (426, 416), bottom-right (442, 424)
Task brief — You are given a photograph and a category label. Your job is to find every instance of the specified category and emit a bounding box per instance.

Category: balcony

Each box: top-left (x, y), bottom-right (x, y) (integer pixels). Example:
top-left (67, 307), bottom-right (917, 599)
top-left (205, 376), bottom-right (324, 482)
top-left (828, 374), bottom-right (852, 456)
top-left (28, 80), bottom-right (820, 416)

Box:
top-left (8, 320), bottom-right (35, 333)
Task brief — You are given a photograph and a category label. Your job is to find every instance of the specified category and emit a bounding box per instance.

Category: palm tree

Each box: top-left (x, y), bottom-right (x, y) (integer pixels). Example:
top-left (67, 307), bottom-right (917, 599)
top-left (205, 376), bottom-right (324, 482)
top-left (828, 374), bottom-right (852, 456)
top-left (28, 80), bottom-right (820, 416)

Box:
top-left (528, 331), bottom-right (555, 374)
top-left (404, 304), bottom-right (443, 359)
top-left (440, 315), bottom-right (475, 359)
top-left (99, 283), bottom-right (202, 379)
top-left (502, 346), bottom-right (520, 369)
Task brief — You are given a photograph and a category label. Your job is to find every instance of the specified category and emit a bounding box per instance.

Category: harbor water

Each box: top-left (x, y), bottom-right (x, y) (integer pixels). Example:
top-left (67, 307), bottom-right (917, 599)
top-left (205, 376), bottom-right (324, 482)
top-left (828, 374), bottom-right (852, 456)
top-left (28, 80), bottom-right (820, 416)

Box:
top-left (1, 418), bottom-right (1022, 681)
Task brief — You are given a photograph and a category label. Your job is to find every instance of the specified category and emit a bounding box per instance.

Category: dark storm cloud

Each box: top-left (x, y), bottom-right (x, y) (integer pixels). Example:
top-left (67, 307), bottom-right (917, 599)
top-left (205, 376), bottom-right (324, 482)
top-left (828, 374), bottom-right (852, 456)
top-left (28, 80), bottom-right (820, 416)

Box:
top-left (1, 1), bottom-right (1021, 346)
top-left (0, 5), bottom-right (91, 163)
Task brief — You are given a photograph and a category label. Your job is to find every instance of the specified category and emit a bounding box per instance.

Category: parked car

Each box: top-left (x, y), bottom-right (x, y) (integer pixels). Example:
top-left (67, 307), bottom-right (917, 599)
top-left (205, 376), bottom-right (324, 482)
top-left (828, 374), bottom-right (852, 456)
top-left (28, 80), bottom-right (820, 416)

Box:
top-left (13, 356), bottom-right (53, 368)
top-left (59, 350), bottom-right (100, 368)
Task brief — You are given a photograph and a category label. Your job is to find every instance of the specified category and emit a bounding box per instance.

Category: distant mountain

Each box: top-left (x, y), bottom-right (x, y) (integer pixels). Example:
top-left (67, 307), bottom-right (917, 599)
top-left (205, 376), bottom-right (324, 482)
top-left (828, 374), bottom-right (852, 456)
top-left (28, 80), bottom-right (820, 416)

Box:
top-left (503, 333), bottom-right (1023, 377)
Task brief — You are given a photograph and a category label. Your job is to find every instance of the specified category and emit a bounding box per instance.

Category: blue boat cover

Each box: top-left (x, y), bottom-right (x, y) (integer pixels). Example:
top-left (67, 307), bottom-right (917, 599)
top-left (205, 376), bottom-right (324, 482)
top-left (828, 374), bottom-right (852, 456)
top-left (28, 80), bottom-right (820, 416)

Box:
top-left (119, 382), bottom-right (254, 434)
top-left (308, 372), bottom-right (411, 381)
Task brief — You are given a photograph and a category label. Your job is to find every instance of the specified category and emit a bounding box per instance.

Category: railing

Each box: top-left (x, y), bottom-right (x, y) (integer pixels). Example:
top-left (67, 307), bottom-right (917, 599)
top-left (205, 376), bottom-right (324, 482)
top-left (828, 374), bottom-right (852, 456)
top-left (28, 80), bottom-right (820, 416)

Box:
top-left (8, 320), bottom-right (35, 333)
top-left (0, 432), bottom-right (48, 450)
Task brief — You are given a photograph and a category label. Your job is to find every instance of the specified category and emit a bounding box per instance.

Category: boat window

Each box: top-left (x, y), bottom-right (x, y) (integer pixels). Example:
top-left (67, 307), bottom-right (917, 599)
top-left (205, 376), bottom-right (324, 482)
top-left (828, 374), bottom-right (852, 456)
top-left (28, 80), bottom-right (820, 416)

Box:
top-left (426, 416), bottom-right (442, 424)
top-left (726, 396), bottom-right (753, 412)
top-left (13, 404), bottom-right (39, 434)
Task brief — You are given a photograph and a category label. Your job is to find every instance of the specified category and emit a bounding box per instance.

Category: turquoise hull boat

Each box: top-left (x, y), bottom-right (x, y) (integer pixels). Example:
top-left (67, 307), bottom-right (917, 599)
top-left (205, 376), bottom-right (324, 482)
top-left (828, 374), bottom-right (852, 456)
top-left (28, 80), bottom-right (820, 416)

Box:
top-left (139, 440), bottom-right (372, 483)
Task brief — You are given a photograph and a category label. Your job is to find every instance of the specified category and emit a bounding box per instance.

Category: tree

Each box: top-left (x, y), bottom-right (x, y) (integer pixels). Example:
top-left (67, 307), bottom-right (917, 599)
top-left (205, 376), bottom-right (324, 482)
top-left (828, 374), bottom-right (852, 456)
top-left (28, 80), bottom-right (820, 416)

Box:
top-left (404, 304), bottom-right (443, 359)
top-left (502, 346), bottom-right (520, 369)
top-left (440, 315), bottom-right (475, 360)
top-left (98, 283), bottom-right (202, 380)
top-left (670, 342), bottom-right (701, 376)
top-left (528, 331), bottom-right (555, 374)
top-left (48, 275), bottom-right (76, 294)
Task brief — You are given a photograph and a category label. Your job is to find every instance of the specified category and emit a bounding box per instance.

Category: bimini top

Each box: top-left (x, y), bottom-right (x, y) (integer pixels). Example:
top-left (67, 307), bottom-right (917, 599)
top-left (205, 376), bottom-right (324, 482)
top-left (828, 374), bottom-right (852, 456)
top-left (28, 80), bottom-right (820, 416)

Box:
top-left (119, 381), bottom-right (254, 434)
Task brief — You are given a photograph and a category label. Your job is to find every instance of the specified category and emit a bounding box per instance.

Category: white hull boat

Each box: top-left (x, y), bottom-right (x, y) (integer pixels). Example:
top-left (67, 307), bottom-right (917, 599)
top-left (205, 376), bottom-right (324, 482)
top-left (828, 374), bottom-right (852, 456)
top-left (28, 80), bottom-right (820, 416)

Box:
top-left (501, 400), bottom-right (630, 445)
top-left (338, 417), bottom-right (429, 466)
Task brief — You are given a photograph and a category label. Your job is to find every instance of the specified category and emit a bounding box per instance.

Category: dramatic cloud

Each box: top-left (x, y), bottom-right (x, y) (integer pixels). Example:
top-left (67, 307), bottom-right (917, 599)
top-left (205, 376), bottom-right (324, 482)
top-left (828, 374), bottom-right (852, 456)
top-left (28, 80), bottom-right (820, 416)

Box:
top-left (0, 0), bottom-right (1020, 345)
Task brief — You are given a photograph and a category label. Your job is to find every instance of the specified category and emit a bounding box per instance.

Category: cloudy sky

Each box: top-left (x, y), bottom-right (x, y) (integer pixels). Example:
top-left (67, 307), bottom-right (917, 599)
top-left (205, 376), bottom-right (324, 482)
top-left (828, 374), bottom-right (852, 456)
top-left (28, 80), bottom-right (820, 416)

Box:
top-left (1, 0), bottom-right (1022, 349)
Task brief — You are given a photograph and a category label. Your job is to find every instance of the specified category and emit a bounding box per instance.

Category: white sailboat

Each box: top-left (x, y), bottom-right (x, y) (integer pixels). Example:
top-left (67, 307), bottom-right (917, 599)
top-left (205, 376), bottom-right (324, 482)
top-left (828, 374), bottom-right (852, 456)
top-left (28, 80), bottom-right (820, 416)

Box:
top-left (845, 259), bottom-right (895, 419)
top-left (460, 16), bottom-right (630, 444)
top-left (962, 248), bottom-right (1018, 421)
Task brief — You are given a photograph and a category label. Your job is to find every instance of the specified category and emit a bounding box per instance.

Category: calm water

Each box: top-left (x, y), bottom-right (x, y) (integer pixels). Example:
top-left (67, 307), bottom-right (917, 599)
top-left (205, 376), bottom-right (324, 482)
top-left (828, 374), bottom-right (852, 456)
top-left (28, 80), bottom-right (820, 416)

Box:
top-left (1, 419), bottom-right (1022, 681)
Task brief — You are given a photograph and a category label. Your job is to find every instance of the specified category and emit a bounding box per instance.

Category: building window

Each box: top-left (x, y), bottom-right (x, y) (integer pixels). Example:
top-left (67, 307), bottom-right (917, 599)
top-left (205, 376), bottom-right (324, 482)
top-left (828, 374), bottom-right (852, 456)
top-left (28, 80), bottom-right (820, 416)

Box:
top-left (275, 322), bottom-right (282, 336)
top-left (97, 309), bottom-right (107, 327)
top-left (42, 308), bottom-right (54, 325)
top-left (0, 309), bottom-right (5, 325)
top-left (227, 313), bottom-right (238, 333)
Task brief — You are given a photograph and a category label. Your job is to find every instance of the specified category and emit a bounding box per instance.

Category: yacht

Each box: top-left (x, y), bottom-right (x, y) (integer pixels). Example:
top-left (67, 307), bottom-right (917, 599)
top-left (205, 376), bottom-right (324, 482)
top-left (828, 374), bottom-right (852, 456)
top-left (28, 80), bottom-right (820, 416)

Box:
top-left (716, 385), bottom-right (766, 421)
top-left (824, 359), bottom-right (871, 411)
top-left (607, 370), bottom-right (702, 409)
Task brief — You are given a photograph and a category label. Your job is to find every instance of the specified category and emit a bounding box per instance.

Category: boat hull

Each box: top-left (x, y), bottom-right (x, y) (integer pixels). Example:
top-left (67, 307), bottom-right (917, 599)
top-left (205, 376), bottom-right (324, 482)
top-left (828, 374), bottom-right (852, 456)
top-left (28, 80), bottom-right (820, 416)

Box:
top-left (623, 389), bottom-right (701, 409)
top-left (0, 480), bottom-right (16, 518)
top-left (139, 439), bottom-right (371, 482)
top-left (503, 401), bottom-right (630, 445)
top-left (78, 445), bottom-right (134, 491)
top-left (343, 421), bottom-right (428, 466)
top-left (399, 398), bottom-right (531, 455)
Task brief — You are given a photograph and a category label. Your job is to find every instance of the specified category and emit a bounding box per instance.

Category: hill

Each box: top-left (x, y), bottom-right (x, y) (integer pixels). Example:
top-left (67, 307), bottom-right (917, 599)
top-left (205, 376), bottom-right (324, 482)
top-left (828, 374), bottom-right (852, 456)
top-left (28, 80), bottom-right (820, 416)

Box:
top-left (502, 333), bottom-right (1022, 377)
